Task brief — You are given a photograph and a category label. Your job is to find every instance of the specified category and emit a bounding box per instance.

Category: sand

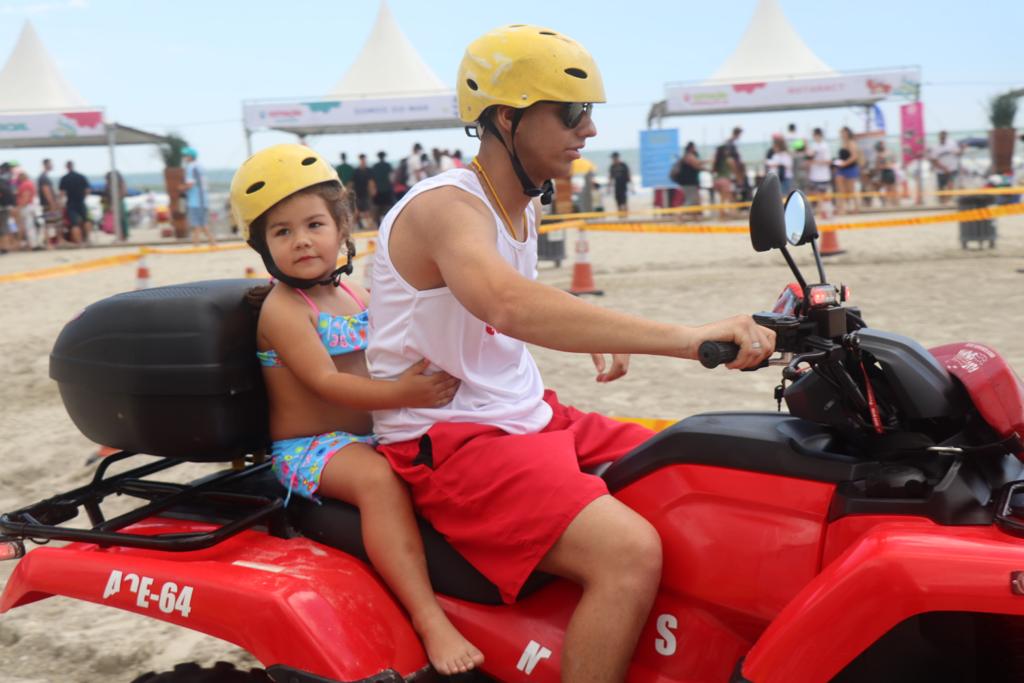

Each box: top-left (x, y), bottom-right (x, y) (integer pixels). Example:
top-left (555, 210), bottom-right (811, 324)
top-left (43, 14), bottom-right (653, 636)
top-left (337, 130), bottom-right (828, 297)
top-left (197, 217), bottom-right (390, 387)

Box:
top-left (0, 209), bottom-right (1022, 681)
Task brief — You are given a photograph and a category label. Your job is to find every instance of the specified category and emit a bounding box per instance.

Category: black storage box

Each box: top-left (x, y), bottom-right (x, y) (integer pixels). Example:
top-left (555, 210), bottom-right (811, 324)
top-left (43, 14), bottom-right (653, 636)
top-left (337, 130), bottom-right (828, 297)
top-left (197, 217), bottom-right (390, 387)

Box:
top-left (50, 279), bottom-right (269, 461)
top-left (957, 194), bottom-right (996, 249)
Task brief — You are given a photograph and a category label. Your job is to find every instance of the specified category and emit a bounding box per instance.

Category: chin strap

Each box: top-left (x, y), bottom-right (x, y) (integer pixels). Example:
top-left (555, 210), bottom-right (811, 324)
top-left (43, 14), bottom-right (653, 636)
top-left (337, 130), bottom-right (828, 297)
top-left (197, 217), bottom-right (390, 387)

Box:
top-left (480, 111), bottom-right (554, 205)
top-left (248, 239), bottom-right (355, 290)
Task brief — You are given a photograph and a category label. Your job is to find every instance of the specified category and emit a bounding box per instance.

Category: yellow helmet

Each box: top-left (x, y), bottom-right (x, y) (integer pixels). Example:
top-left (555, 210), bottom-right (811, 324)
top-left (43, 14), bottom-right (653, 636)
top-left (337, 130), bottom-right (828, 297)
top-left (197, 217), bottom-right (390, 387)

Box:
top-left (457, 25), bottom-right (606, 124)
top-left (230, 143), bottom-right (340, 240)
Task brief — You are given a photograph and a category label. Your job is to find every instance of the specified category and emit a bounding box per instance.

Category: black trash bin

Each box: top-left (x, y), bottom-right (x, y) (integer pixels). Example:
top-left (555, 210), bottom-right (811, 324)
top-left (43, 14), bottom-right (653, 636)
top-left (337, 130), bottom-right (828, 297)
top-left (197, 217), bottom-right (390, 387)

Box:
top-left (537, 228), bottom-right (566, 267)
top-left (957, 194), bottom-right (996, 249)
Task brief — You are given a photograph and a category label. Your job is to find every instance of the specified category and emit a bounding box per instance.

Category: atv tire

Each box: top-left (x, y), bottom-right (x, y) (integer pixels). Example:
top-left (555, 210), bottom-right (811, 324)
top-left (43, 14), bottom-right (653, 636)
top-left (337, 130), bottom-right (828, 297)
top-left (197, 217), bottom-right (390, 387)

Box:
top-left (130, 661), bottom-right (273, 682)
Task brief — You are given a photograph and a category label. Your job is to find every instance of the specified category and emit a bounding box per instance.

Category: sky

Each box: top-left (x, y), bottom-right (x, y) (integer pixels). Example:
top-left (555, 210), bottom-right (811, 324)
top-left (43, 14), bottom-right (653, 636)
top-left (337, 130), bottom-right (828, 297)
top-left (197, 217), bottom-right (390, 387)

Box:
top-left (0, 0), bottom-right (1020, 176)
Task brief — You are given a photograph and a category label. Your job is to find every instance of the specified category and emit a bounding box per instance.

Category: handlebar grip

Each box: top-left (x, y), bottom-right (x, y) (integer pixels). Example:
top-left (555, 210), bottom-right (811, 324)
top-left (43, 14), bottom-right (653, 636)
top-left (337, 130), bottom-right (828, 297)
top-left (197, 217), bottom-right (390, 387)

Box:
top-left (699, 341), bottom-right (740, 369)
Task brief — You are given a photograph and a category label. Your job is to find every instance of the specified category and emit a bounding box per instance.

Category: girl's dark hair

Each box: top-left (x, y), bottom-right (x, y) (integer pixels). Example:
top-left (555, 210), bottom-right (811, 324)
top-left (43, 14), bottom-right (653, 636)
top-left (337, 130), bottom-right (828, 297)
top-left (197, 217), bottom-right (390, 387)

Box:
top-left (246, 181), bottom-right (354, 312)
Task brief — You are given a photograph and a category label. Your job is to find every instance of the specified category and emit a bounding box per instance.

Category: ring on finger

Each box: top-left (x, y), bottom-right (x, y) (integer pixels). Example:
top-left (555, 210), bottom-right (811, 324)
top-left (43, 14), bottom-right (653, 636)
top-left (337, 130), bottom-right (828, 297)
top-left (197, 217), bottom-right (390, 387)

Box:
top-left (751, 341), bottom-right (763, 350)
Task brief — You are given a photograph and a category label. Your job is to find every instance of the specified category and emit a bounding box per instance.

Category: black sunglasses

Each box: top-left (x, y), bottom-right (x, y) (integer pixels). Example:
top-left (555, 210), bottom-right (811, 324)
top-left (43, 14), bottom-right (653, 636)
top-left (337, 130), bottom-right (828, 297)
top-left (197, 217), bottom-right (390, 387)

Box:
top-left (560, 102), bottom-right (593, 129)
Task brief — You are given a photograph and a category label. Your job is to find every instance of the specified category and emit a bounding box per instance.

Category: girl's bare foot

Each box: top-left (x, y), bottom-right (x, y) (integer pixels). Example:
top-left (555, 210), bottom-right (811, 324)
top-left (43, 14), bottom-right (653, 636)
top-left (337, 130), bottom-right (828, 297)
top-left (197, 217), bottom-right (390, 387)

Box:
top-left (413, 612), bottom-right (484, 675)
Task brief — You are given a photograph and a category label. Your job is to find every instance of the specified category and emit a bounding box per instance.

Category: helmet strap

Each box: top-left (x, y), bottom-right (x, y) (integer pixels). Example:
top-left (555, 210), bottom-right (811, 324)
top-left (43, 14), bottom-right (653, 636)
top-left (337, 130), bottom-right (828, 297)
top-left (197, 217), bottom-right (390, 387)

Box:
top-left (482, 109), bottom-right (554, 206)
top-left (248, 238), bottom-right (354, 290)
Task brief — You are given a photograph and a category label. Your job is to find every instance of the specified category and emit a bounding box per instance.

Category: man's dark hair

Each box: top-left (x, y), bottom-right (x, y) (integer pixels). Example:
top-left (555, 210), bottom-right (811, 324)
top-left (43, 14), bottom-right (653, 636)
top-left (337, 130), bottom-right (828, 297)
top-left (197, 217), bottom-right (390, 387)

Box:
top-left (358, 153), bottom-right (366, 161)
top-left (378, 151), bottom-right (386, 161)
top-left (787, 123), bottom-right (796, 132)
top-left (340, 152), bottom-right (347, 161)
top-left (43, 158), bottom-right (51, 165)
top-left (611, 151), bottom-right (620, 159)
top-left (732, 127), bottom-right (743, 137)
top-left (812, 127), bottom-right (823, 136)
top-left (413, 143), bottom-right (422, 153)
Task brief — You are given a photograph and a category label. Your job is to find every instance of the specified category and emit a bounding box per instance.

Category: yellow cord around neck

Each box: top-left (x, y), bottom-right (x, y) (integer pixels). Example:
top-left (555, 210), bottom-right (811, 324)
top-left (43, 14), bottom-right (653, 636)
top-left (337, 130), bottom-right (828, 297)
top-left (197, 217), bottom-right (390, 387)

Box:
top-left (471, 158), bottom-right (527, 241)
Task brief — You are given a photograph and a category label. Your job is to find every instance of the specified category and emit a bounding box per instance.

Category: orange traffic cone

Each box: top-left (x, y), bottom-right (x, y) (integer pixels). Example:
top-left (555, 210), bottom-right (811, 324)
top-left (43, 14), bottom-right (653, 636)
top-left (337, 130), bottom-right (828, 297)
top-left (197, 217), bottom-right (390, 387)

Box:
top-left (819, 228), bottom-right (845, 257)
top-left (245, 266), bottom-right (256, 278)
top-left (135, 253), bottom-right (151, 289)
top-left (569, 229), bottom-right (603, 296)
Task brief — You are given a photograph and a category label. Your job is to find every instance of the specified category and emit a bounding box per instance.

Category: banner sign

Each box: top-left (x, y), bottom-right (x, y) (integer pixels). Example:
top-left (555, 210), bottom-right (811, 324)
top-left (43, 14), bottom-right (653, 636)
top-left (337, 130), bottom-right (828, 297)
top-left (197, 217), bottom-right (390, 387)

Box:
top-left (665, 69), bottom-right (920, 115)
top-left (0, 109), bottom-right (105, 141)
top-left (900, 101), bottom-right (926, 165)
top-left (244, 94), bottom-right (459, 131)
top-left (639, 128), bottom-right (679, 189)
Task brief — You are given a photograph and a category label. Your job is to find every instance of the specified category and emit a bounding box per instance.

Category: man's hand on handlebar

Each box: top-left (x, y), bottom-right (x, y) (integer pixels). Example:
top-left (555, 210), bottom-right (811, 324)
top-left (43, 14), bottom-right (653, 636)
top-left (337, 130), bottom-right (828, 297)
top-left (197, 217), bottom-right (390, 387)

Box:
top-left (697, 315), bottom-right (776, 370)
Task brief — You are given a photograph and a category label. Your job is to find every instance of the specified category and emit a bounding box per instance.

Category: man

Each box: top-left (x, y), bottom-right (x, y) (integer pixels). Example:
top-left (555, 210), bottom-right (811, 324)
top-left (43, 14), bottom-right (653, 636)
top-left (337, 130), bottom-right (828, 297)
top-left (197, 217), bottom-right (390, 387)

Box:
top-left (38, 159), bottom-right (58, 248)
top-left (725, 126), bottom-right (749, 201)
top-left (58, 160), bottom-right (90, 245)
top-left (352, 153), bottom-right (374, 229)
top-left (366, 25), bottom-right (774, 682)
top-left (335, 152), bottom-right (355, 189)
top-left (371, 151), bottom-right (395, 226)
top-left (181, 147), bottom-right (215, 246)
top-left (929, 130), bottom-right (962, 203)
top-left (786, 123), bottom-right (808, 191)
top-left (805, 128), bottom-right (834, 217)
top-left (608, 151), bottom-right (631, 212)
top-left (0, 162), bottom-right (15, 253)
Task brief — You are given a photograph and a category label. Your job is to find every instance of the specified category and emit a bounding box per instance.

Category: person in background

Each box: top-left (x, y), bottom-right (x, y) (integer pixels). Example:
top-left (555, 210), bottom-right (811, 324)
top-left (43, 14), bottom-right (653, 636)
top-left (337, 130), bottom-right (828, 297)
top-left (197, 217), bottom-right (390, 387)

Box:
top-left (103, 169), bottom-right (128, 241)
top-left (608, 151), bottom-right (631, 212)
top-left (724, 127), bottom-right (749, 201)
top-left (59, 160), bottom-right (90, 245)
top-left (712, 143), bottom-right (736, 219)
top-left (38, 159), bottom-right (58, 249)
top-left (408, 143), bottom-right (427, 183)
top-left (352, 153), bottom-right (374, 228)
top-left (673, 142), bottom-right (704, 220)
top-left (182, 147), bottom-right (216, 246)
top-left (765, 134), bottom-right (794, 195)
top-left (929, 130), bottom-right (963, 204)
top-left (0, 162), bottom-right (16, 253)
top-left (450, 150), bottom-right (465, 169)
top-left (15, 167), bottom-right (39, 250)
top-left (874, 140), bottom-right (899, 207)
top-left (805, 128), bottom-right (834, 218)
top-left (833, 126), bottom-right (861, 214)
top-left (786, 124), bottom-right (808, 191)
top-left (335, 152), bottom-right (355, 191)
top-left (371, 151), bottom-right (396, 226)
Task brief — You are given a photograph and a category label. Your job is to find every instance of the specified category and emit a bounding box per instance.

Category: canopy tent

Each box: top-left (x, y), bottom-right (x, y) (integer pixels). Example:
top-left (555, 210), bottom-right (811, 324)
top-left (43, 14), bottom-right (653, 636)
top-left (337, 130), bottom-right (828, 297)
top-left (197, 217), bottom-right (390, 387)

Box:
top-left (242, 0), bottom-right (459, 150)
top-left (0, 21), bottom-right (169, 239)
top-left (648, 0), bottom-right (920, 124)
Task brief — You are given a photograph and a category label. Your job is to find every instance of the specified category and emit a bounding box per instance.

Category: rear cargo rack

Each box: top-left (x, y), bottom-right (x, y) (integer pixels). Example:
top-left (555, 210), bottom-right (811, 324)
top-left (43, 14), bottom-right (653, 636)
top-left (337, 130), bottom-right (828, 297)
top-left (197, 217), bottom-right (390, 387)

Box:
top-left (0, 452), bottom-right (284, 551)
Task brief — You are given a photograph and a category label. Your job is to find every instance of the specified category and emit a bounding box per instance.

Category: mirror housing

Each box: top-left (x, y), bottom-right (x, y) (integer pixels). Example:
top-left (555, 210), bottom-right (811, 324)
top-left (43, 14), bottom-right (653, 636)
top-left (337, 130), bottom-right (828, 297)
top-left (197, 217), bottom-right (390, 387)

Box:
top-left (749, 172), bottom-right (787, 252)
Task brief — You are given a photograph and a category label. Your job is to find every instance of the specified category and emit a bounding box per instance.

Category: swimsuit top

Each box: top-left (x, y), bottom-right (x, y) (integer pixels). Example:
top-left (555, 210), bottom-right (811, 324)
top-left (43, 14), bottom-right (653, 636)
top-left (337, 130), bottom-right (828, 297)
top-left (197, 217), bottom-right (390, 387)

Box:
top-left (257, 281), bottom-right (369, 368)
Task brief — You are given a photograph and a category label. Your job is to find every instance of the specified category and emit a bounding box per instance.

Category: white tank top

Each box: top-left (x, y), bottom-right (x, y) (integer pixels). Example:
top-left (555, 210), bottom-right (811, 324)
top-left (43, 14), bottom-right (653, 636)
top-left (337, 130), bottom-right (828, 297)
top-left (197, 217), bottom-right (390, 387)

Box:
top-left (367, 169), bottom-right (552, 444)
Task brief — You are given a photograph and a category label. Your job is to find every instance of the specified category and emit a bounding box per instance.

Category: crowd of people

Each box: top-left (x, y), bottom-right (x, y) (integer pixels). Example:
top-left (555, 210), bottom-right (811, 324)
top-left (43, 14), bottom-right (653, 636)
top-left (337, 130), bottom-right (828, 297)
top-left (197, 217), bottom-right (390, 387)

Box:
top-left (333, 144), bottom-right (466, 229)
top-left (661, 125), bottom-right (967, 219)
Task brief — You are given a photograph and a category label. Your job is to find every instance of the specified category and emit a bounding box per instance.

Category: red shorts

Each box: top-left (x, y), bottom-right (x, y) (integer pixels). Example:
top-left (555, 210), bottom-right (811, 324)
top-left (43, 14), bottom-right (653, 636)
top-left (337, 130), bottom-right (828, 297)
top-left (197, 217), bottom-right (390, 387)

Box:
top-left (377, 390), bottom-right (654, 603)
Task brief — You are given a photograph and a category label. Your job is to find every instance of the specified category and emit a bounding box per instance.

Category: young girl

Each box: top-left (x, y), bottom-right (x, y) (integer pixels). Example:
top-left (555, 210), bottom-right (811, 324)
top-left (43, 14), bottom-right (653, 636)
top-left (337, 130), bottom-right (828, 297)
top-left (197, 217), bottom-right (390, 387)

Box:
top-left (833, 126), bottom-right (861, 214)
top-left (229, 144), bottom-right (483, 675)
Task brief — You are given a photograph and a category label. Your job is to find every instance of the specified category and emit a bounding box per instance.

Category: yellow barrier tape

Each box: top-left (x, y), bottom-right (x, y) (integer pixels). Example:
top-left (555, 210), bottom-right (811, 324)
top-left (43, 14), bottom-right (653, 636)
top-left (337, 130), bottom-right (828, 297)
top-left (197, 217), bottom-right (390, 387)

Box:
top-left (0, 252), bottom-right (141, 284)
top-left (934, 186), bottom-right (1024, 197)
top-left (613, 416), bottom-right (677, 432)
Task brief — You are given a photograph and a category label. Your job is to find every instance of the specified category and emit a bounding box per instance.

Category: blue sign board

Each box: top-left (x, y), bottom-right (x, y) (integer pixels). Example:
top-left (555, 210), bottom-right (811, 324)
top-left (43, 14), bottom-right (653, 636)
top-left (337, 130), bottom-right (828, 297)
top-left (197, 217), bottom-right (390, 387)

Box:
top-left (639, 128), bottom-right (679, 189)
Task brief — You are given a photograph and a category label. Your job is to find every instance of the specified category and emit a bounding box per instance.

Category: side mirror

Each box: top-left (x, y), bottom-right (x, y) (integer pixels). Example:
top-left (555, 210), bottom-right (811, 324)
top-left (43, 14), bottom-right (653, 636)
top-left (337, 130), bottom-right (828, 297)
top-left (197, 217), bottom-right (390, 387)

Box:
top-left (749, 173), bottom-right (786, 252)
top-left (783, 190), bottom-right (818, 245)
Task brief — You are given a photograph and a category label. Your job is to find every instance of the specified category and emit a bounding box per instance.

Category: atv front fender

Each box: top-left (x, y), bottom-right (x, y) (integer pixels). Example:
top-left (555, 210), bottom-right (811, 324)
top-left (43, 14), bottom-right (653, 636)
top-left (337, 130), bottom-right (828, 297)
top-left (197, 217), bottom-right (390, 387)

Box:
top-left (741, 522), bottom-right (1024, 682)
top-left (0, 519), bottom-right (427, 681)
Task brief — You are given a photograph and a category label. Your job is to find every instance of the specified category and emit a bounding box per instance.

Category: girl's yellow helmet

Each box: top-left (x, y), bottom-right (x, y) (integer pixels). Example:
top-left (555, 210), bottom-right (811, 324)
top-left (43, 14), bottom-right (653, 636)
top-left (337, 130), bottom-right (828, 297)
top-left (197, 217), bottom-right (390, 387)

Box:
top-left (456, 25), bottom-right (606, 124)
top-left (229, 144), bottom-right (340, 240)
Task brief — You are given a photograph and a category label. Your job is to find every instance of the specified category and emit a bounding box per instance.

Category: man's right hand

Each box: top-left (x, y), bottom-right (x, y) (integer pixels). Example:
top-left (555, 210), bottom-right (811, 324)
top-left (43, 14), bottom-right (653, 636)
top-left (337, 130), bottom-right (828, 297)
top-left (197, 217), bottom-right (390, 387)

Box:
top-left (395, 359), bottom-right (461, 408)
top-left (694, 315), bottom-right (776, 369)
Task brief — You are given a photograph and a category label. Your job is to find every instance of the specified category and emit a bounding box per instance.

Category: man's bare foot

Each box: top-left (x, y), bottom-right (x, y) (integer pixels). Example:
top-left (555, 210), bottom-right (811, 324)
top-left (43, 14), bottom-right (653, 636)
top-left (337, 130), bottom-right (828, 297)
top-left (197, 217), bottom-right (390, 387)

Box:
top-left (413, 612), bottom-right (484, 675)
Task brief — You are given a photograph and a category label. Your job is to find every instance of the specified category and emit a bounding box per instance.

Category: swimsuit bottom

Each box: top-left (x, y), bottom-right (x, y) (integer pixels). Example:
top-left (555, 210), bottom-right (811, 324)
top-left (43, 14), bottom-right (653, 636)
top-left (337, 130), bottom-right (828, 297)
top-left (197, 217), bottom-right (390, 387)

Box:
top-left (270, 430), bottom-right (377, 505)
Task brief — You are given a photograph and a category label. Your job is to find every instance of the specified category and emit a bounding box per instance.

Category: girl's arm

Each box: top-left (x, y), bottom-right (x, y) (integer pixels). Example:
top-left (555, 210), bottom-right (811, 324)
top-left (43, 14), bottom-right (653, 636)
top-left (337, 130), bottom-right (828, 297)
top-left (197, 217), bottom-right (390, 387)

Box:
top-left (260, 294), bottom-right (457, 410)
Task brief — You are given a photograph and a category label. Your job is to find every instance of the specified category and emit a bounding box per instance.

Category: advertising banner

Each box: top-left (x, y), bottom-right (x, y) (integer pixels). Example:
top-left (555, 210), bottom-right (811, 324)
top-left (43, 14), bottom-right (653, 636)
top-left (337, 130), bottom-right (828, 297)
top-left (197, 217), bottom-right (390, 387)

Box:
top-left (665, 69), bottom-right (920, 115)
top-left (900, 101), bottom-right (926, 166)
top-left (639, 128), bottom-right (680, 189)
top-left (0, 109), bottom-right (105, 142)
top-left (244, 94), bottom-right (459, 131)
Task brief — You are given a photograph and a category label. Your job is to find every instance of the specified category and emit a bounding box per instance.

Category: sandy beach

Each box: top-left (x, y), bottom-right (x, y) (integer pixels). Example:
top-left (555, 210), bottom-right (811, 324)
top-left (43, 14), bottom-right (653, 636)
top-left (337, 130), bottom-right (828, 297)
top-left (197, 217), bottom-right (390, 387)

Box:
top-left (0, 209), bottom-right (1022, 681)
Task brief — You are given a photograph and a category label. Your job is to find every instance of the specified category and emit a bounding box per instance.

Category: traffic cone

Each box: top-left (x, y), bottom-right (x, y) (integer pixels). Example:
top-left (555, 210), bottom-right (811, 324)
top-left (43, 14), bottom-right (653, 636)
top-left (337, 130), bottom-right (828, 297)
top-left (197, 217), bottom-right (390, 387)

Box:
top-left (135, 253), bottom-right (151, 289)
top-left (569, 229), bottom-right (603, 296)
top-left (244, 266), bottom-right (256, 278)
top-left (819, 228), bottom-right (846, 257)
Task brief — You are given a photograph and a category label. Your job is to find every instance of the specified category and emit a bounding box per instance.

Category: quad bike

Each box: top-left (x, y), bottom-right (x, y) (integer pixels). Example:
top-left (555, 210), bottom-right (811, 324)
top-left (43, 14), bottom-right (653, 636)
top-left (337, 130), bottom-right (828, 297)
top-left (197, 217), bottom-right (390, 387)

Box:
top-left (2, 173), bottom-right (1024, 682)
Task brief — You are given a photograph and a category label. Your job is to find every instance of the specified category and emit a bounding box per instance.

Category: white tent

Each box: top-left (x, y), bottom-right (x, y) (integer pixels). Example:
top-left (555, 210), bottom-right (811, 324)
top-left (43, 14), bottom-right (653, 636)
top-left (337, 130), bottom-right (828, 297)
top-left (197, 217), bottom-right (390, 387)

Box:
top-left (649, 0), bottom-right (919, 122)
top-left (0, 21), bottom-right (169, 239)
top-left (242, 0), bottom-right (459, 148)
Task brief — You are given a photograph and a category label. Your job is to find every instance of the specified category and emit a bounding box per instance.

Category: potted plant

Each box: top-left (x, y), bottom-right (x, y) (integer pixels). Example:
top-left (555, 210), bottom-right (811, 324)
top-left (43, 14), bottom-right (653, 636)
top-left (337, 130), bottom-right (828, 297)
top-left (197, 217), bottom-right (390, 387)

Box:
top-left (158, 133), bottom-right (190, 239)
top-left (988, 89), bottom-right (1023, 176)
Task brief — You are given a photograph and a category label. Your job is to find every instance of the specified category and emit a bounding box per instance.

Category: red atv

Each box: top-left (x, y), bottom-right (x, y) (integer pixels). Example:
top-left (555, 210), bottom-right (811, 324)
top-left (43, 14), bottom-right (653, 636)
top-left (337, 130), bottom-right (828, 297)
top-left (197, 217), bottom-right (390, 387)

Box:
top-left (3, 174), bottom-right (1024, 682)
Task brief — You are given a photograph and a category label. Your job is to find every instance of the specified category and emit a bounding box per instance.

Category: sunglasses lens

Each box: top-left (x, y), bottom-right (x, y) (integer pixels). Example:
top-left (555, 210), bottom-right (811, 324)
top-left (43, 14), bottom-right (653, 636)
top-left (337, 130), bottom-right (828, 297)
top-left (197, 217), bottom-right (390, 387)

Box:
top-left (563, 102), bottom-right (592, 128)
